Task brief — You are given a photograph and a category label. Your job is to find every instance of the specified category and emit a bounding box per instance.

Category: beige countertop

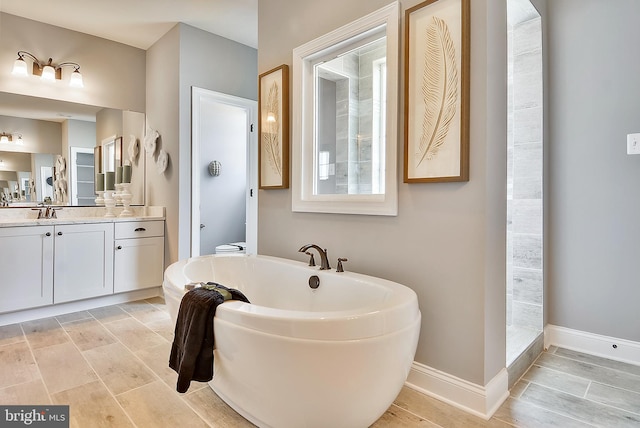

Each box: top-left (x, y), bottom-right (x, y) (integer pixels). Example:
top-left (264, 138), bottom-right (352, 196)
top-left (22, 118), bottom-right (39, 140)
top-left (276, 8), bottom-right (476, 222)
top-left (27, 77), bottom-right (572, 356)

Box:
top-left (0, 206), bottom-right (165, 227)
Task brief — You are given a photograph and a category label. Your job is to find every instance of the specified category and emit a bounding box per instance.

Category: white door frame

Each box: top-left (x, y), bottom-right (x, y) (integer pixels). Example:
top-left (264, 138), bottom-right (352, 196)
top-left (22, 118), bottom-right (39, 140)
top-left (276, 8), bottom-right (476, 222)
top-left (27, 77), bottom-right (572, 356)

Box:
top-left (191, 87), bottom-right (258, 256)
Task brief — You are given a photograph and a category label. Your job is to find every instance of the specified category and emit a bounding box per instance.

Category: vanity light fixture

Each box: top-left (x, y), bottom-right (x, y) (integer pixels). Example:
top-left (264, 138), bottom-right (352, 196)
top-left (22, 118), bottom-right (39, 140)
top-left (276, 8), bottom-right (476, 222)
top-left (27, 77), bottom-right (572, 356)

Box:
top-left (0, 133), bottom-right (22, 145)
top-left (12, 51), bottom-right (84, 88)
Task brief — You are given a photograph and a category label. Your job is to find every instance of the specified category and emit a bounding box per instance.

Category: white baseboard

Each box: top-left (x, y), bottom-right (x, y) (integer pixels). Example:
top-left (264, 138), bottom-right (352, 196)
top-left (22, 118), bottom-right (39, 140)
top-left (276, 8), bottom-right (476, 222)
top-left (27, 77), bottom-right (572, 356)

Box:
top-left (405, 363), bottom-right (509, 420)
top-left (404, 327), bottom-right (640, 420)
top-left (545, 324), bottom-right (640, 366)
top-left (0, 287), bottom-right (162, 326)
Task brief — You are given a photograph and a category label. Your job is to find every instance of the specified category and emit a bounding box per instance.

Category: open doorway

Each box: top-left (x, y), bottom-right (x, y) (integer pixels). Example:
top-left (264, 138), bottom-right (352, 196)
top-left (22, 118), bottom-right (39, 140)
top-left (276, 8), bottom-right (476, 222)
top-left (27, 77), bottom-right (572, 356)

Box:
top-left (506, 0), bottom-right (543, 373)
top-left (191, 87), bottom-right (258, 256)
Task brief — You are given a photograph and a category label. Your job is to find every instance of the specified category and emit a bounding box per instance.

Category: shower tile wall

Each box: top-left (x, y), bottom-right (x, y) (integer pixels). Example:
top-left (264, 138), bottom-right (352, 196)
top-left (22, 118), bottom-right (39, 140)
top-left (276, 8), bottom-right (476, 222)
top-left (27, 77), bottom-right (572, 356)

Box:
top-left (353, 42), bottom-right (385, 194)
top-left (335, 77), bottom-right (351, 194)
top-left (324, 40), bottom-right (385, 195)
top-left (319, 39), bottom-right (386, 195)
top-left (507, 17), bottom-right (543, 333)
top-left (326, 52), bottom-right (363, 194)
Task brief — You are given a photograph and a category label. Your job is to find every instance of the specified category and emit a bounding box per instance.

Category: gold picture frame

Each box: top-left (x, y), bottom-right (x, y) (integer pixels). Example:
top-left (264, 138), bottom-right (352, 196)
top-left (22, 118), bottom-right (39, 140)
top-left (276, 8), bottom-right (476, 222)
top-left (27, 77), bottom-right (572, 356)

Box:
top-left (404, 0), bottom-right (470, 183)
top-left (259, 64), bottom-right (289, 189)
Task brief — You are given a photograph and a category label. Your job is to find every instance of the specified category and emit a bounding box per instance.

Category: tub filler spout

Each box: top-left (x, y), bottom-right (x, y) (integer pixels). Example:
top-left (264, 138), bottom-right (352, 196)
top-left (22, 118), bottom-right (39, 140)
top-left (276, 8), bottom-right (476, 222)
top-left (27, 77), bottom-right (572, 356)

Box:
top-left (298, 244), bottom-right (331, 270)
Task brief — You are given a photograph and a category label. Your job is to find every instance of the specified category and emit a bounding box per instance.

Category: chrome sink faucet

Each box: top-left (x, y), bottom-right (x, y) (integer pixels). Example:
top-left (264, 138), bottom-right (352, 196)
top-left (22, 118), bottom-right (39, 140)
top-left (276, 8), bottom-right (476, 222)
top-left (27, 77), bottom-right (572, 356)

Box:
top-left (298, 244), bottom-right (331, 270)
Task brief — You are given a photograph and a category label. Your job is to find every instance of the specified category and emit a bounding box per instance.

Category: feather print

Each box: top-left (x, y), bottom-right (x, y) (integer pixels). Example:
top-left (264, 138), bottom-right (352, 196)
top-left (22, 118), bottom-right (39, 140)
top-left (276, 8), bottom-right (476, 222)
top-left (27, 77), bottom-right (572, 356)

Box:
top-left (263, 81), bottom-right (282, 177)
top-left (416, 16), bottom-right (458, 167)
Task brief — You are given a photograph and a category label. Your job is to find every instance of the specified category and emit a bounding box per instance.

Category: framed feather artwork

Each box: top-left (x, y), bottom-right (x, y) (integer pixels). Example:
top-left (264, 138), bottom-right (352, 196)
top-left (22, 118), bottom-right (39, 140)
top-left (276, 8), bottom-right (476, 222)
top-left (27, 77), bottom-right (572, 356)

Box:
top-left (404, 0), bottom-right (470, 183)
top-left (259, 64), bottom-right (290, 189)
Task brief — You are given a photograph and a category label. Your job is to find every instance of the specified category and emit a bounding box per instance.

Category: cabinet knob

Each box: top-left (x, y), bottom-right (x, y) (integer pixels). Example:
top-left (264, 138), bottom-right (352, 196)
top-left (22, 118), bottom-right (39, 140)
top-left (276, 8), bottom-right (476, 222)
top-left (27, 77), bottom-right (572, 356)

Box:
top-left (134, 227), bottom-right (146, 232)
top-left (45, 232), bottom-right (51, 237)
top-left (57, 231), bottom-right (63, 236)
top-left (116, 245), bottom-right (123, 250)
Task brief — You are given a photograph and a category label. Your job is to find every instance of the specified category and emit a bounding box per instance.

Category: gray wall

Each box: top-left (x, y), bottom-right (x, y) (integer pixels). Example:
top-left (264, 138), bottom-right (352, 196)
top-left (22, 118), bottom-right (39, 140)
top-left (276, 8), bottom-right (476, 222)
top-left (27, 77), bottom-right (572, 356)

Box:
top-left (146, 25), bottom-right (181, 268)
top-left (146, 23), bottom-right (257, 266)
top-left (547, 0), bottom-right (640, 341)
top-left (0, 115), bottom-right (61, 155)
top-left (96, 109), bottom-right (123, 146)
top-left (258, 0), bottom-right (508, 385)
top-left (0, 152), bottom-right (30, 171)
top-left (65, 120), bottom-right (96, 150)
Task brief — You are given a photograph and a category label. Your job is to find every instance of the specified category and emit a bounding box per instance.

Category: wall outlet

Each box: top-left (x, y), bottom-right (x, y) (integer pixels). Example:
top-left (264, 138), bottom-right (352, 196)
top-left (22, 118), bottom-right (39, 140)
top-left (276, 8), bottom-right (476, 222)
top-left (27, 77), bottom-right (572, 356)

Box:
top-left (627, 133), bottom-right (640, 155)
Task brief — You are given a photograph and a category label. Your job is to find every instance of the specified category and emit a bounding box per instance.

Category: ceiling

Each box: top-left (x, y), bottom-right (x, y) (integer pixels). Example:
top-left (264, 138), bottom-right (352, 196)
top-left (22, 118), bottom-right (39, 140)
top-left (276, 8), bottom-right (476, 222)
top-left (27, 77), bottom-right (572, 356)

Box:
top-left (0, 92), bottom-right (101, 122)
top-left (0, 0), bottom-right (257, 123)
top-left (0, 0), bottom-right (258, 49)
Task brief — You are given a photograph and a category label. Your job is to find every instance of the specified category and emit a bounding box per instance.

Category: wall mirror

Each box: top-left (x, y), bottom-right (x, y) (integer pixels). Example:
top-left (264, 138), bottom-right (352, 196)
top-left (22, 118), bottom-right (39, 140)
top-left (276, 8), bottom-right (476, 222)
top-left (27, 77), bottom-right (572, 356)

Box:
top-left (292, 1), bottom-right (399, 215)
top-left (0, 92), bottom-right (145, 207)
top-left (0, 150), bottom-right (56, 204)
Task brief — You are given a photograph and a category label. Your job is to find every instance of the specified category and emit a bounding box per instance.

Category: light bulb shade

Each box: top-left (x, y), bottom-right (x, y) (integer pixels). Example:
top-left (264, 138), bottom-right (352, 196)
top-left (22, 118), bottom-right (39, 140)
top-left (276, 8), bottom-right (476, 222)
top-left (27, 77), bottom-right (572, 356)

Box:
top-left (0, 135), bottom-right (8, 144)
top-left (12, 58), bottom-right (28, 76)
top-left (41, 65), bottom-right (56, 81)
top-left (15, 135), bottom-right (23, 145)
top-left (69, 70), bottom-right (83, 88)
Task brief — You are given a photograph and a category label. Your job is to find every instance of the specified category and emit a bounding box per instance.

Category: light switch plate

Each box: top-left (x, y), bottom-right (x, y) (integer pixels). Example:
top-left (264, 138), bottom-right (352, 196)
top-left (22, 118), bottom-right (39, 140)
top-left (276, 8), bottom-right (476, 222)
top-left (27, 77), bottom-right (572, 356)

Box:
top-left (627, 133), bottom-right (640, 155)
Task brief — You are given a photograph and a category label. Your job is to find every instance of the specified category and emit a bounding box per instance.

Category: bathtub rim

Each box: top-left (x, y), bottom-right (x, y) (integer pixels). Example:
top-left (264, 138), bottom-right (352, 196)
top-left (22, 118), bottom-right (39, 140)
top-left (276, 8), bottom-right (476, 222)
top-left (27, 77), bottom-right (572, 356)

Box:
top-left (163, 254), bottom-right (421, 341)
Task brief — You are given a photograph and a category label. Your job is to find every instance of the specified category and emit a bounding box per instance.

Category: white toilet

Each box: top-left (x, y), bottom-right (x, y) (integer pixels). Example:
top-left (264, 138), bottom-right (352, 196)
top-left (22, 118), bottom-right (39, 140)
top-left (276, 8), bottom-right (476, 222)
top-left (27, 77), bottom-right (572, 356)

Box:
top-left (215, 241), bottom-right (246, 254)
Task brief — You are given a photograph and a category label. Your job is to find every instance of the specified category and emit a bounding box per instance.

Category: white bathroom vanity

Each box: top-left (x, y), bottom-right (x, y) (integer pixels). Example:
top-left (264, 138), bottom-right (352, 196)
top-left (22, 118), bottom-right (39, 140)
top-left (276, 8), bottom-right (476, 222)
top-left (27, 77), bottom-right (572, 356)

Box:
top-left (0, 206), bottom-right (165, 325)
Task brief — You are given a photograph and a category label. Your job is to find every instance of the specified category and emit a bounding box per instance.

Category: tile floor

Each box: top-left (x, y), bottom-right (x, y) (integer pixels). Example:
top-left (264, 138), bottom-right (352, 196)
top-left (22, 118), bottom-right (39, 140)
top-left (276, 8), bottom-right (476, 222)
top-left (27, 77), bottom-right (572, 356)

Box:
top-left (0, 297), bottom-right (639, 427)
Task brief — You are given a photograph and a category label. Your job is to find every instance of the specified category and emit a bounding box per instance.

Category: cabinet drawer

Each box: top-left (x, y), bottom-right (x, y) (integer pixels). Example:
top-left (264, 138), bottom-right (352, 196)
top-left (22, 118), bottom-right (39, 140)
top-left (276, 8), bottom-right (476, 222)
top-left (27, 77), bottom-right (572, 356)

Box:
top-left (115, 220), bottom-right (164, 239)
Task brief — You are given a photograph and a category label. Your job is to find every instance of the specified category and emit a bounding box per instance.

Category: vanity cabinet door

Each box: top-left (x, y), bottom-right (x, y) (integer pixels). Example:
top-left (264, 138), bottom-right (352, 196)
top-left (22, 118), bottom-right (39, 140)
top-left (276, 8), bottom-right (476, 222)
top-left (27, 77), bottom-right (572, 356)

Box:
top-left (0, 226), bottom-right (54, 313)
top-left (114, 236), bottom-right (164, 293)
top-left (53, 223), bottom-right (114, 303)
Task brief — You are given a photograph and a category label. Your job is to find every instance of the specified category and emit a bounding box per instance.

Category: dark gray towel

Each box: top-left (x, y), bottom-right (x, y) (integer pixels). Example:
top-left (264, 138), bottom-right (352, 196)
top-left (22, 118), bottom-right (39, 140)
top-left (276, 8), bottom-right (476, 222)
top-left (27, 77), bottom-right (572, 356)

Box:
top-left (169, 283), bottom-right (249, 393)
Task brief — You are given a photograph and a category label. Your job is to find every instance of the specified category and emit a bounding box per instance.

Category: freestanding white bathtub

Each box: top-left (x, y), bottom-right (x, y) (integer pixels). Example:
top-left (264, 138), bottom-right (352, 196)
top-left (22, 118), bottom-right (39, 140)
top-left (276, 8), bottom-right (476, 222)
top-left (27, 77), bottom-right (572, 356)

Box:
top-left (163, 254), bottom-right (421, 428)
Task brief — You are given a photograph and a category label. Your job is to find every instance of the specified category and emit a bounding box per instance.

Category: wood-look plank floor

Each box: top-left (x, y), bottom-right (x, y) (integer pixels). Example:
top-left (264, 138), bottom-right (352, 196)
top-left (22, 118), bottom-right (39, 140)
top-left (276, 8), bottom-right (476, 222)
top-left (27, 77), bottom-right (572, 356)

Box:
top-left (0, 297), bottom-right (638, 427)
